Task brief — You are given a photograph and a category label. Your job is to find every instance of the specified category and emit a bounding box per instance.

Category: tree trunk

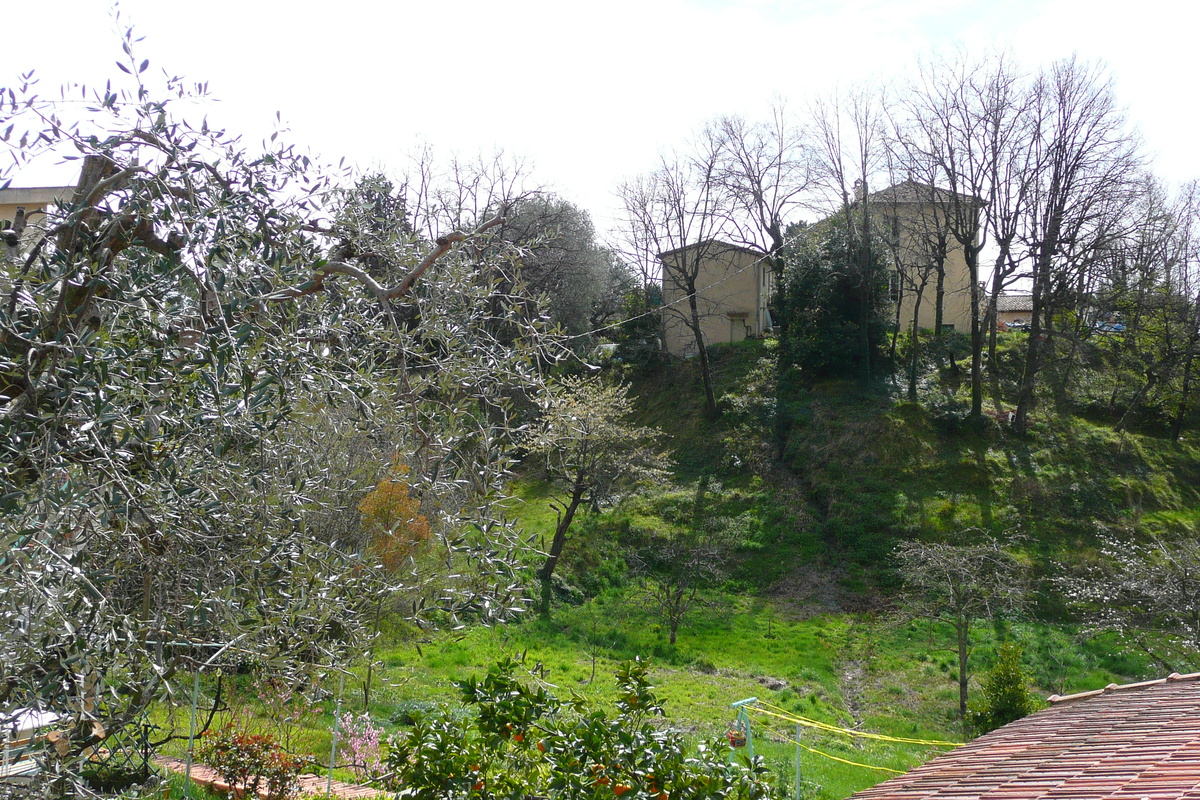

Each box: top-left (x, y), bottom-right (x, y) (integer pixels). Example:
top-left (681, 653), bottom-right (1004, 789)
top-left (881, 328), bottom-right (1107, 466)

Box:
top-left (890, 281), bottom-right (903, 364)
top-left (538, 486), bottom-right (585, 616)
top-left (685, 281), bottom-right (718, 417)
top-left (967, 248), bottom-right (983, 419)
top-left (985, 251), bottom-right (1009, 409)
top-left (957, 615), bottom-right (970, 737)
top-left (1015, 230), bottom-right (1059, 434)
top-left (1172, 296), bottom-right (1200, 441)
top-left (1115, 368), bottom-right (1158, 433)
top-left (908, 286), bottom-right (926, 401)
top-left (1173, 347), bottom-right (1197, 442)
top-left (858, 186), bottom-right (873, 385)
top-left (934, 263), bottom-right (946, 338)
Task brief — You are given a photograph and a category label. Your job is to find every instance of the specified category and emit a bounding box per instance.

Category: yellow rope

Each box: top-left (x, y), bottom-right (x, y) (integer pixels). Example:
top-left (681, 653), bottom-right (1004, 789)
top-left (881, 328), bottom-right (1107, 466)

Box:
top-left (757, 728), bottom-right (904, 775)
top-left (748, 701), bottom-right (963, 747)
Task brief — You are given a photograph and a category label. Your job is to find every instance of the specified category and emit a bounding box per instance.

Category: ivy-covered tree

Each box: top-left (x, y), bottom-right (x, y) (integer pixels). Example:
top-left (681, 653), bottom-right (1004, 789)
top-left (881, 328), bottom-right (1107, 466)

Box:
top-left (775, 218), bottom-right (891, 382)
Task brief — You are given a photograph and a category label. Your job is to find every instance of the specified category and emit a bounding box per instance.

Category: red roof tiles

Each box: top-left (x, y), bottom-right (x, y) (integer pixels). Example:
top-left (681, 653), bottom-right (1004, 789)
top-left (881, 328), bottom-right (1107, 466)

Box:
top-left (851, 674), bottom-right (1200, 800)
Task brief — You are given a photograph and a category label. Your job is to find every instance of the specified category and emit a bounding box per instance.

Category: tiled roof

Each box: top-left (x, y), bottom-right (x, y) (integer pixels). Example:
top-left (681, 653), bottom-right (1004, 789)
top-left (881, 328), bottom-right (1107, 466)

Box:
top-left (656, 239), bottom-right (763, 260)
top-left (865, 180), bottom-right (980, 206)
top-left (850, 673), bottom-right (1200, 800)
top-left (995, 295), bottom-right (1034, 313)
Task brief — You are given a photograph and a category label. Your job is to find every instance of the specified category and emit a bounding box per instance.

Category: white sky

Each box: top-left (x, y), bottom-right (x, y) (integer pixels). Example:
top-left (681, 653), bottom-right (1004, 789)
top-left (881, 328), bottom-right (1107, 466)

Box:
top-left (4, 0), bottom-right (1197, 239)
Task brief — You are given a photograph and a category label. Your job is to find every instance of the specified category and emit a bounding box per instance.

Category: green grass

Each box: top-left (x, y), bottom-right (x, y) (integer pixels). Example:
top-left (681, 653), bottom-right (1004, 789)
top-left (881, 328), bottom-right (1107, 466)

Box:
top-left (332, 585), bottom-right (1144, 800)
top-left (176, 339), bottom-right (1200, 799)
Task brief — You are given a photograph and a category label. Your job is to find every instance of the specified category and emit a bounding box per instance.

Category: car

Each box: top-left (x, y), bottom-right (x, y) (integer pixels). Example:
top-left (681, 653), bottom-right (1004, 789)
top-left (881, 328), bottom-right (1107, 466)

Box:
top-left (1006, 319), bottom-right (1030, 332)
top-left (1095, 321), bottom-right (1126, 334)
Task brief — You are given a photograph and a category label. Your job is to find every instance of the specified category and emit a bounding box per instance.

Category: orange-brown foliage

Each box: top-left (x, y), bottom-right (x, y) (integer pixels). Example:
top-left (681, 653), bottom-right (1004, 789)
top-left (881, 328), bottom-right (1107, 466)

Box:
top-left (358, 464), bottom-right (431, 572)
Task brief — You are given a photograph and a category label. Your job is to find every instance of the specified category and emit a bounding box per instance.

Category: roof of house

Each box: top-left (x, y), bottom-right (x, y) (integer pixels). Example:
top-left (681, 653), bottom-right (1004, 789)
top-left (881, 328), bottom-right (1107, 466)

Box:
top-left (995, 294), bottom-right (1034, 313)
top-left (656, 239), bottom-right (764, 261)
top-left (850, 672), bottom-right (1200, 800)
top-left (865, 180), bottom-right (981, 207)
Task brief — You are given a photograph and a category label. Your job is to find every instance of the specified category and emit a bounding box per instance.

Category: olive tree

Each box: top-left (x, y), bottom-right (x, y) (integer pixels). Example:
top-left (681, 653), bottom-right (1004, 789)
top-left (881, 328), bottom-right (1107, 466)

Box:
top-left (521, 376), bottom-right (666, 615)
top-left (0, 43), bottom-right (557, 790)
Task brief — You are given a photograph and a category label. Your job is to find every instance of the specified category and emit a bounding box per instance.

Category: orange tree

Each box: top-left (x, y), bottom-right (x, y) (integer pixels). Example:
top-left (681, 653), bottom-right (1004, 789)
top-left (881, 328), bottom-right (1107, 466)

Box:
top-left (383, 658), bottom-right (784, 800)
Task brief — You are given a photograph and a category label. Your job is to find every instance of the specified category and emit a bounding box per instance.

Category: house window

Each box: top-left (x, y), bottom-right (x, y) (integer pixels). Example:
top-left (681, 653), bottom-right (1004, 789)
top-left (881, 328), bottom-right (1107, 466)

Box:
top-left (940, 323), bottom-right (956, 333)
top-left (883, 214), bottom-right (901, 248)
top-left (888, 272), bottom-right (901, 304)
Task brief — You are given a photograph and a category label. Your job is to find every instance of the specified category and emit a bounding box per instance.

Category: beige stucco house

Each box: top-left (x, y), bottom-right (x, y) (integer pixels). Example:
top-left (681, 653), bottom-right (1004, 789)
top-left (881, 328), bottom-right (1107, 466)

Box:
top-left (871, 180), bottom-right (977, 335)
top-left (1, 184), bottom-right (75, 256)
top-left (658, 240), bottom-right (774, 357)
top-left (656, 182), bottom-right (978, 358)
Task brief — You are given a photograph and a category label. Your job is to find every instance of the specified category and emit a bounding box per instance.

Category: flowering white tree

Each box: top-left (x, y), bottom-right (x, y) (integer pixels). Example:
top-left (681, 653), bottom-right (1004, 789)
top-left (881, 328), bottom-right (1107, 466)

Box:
top-left (1060, 531), bottom-right (1200, 673)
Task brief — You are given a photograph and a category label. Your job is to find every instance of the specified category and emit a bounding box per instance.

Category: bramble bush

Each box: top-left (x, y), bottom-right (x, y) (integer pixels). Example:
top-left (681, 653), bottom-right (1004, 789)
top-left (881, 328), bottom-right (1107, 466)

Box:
top-left (383, 657), bottom-right (784, 800)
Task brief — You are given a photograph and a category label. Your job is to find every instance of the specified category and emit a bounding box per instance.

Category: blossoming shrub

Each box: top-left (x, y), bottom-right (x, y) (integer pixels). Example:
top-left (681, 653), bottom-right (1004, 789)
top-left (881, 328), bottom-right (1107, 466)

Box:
top-left (383, 658), bottom-right (783, 800)
top-left (338, 711), bottom-right (384, 780)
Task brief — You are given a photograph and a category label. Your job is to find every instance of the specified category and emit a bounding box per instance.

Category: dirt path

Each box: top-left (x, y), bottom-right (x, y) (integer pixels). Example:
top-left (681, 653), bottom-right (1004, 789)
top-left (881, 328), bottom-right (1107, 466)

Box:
top-left (155, 756), bottom-right (384, 799)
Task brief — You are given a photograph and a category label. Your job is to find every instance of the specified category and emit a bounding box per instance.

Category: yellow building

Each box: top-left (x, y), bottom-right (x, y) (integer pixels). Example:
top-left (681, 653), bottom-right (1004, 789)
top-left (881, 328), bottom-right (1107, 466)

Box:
top-left (870, 180), bottom-right (977, 334)
top-left (1, 184), bottom-right (76, 255)
top-left (658, 240), bottom-right (774, 357)
top-left (656, 182), bottom-right (977, 358)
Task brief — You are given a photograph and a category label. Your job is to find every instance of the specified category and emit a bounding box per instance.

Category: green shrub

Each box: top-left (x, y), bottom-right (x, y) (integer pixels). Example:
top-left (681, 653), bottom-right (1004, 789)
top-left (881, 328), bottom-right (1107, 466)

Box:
top-left (197, 726), bottom-right (301, 800)
top-left (969, 643), bottom-right (1038, 735)
top-left (383, 657), bottom-right (784, 799)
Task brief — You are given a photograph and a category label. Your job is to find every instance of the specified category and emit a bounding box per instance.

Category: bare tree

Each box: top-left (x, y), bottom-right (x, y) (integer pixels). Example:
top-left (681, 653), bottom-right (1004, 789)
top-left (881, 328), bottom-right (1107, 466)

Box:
top-left (628, 477), bottom-right (736, 645)
top-left (1012, 57), bottom-right (1142, 433)
top-left (1169, 182), bottom-right (1200, 440)
top-left (618, 144), bottom-right (732, 416)
top-left (632, 529), bottom-right (733, 646)
top-left (712, 106), bottom-right (816, 275)
top-left (896, 533), bottom-right (1029, 735)
top-left (895, 53), bottom-right (1020, 418)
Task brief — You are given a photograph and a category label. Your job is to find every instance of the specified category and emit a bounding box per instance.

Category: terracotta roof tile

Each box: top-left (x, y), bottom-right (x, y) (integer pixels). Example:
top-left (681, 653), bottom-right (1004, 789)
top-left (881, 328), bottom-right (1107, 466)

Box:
top-left (995, 295), bottom-right (1034, 313)
top-left (851, 675), bottom-right (1200, 800)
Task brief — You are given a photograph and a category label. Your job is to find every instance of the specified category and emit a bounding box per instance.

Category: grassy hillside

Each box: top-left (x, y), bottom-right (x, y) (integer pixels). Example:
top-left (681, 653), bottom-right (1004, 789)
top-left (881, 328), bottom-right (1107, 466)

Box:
top-left (184, 338), bottom-right (1198, 800)
top-left (622, 339), bottom-right (1200, 594)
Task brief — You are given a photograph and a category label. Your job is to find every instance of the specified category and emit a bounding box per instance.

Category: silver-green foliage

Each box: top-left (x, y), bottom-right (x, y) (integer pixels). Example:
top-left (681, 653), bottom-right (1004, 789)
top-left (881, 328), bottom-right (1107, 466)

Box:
top-left (0, 38), bottom-right (558, 790)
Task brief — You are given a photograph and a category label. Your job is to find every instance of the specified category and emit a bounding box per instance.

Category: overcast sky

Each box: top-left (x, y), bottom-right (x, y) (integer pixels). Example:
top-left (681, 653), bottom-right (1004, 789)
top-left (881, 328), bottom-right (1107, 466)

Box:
top-left (4, 0), bottom-right (1197, 238)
